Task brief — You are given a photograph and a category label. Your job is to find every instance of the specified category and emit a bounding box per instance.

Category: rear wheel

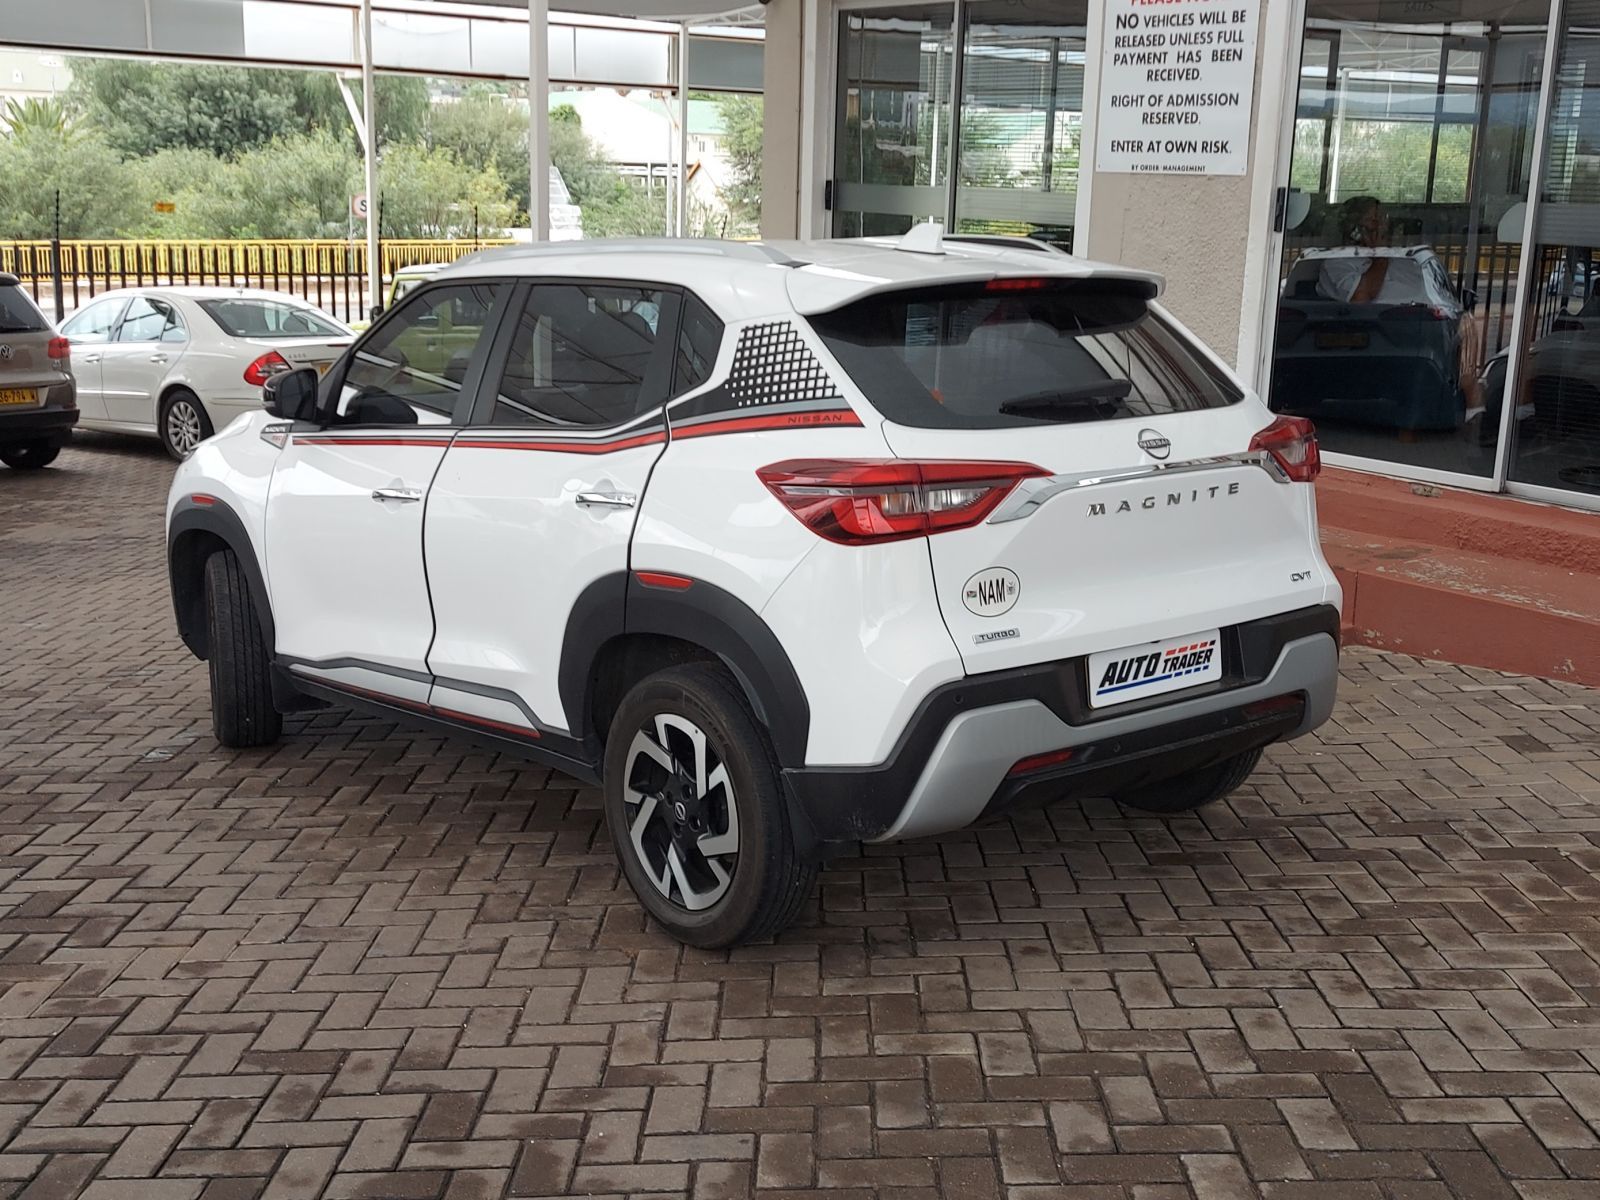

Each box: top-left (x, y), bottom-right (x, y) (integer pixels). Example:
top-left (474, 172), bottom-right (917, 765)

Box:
top-left (0, 441), bottom-right (60, 470)
top-left (204, 549), bottom-right (282, 748)
top-left (1114, 746), bottom-right (1263, 815)
top-left (160, 389), bottom-right (213, 460)
top-left (602, 664), bottom-right (815, 948)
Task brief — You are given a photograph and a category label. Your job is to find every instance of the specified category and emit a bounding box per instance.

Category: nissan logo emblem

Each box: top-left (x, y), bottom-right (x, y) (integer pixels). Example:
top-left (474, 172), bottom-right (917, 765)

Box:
top-left (1137, 429), bottom-right (1171, 460)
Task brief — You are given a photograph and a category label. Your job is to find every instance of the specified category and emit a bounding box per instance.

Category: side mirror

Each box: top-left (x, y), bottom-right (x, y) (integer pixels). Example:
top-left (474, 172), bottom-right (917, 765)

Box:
top-left (262, 367), bottom-right (321, 422)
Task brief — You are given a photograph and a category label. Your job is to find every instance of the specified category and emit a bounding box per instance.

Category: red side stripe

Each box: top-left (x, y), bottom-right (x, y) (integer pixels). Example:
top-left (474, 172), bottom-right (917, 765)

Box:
top-left (294, 437), bottom-right (454, 447)
top-left (432, 707), bottom-right (542, 739)
top-left (455, 431), bottom-right (666, 454)
top-left (309, 677), bottom-right (540, 739)
top-left (673, 409), bottom-right (863, 440)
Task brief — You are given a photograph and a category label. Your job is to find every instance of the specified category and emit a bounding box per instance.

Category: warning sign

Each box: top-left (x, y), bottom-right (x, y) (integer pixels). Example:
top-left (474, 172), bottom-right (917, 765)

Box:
top-left (1095, 0), bottom-right (1259, 177)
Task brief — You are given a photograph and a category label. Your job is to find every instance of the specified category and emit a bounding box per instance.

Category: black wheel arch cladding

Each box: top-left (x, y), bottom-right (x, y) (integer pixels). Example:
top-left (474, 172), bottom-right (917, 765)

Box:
top-left (168, 497), bottom-right (275, 661)
top-left (559, 572), bottom-right (812, 768)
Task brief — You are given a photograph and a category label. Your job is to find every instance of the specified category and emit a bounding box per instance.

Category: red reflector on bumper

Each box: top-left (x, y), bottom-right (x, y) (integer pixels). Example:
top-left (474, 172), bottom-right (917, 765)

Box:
top-left (1007, 747), bottom-right (1075, 778)
top-left (1242, 694), bottom-right (1302, 720)
top-left (635, 571), bottom-right (693, 591)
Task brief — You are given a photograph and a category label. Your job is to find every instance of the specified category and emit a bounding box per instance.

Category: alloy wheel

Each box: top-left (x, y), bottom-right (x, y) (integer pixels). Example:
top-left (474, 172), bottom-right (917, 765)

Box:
top-left (621, 712), bottom-right (740, 912)
top-left (166, 398), bottom-right (205, 455)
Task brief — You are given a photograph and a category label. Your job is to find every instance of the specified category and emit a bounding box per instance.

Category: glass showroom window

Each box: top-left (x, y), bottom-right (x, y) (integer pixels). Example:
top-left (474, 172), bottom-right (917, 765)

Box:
top-left (1266, 2), bottom-right (1552, 484)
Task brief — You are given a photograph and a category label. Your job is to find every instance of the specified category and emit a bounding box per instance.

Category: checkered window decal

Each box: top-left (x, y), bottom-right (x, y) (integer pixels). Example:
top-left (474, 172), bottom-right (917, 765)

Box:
top-left (726, 322), bottom-right (843, 409)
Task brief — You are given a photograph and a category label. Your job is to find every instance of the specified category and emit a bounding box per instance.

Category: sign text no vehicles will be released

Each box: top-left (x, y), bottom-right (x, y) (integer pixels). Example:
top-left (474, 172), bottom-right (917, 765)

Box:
top-left (1095, 0), bottom-right (1261, 177)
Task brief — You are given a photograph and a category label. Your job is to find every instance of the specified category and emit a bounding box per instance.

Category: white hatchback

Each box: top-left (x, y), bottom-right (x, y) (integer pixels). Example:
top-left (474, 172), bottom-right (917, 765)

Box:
top-left (166, 232), bottom-right (1342, 946)
top-left (62, 287), bottom-right (352, 458)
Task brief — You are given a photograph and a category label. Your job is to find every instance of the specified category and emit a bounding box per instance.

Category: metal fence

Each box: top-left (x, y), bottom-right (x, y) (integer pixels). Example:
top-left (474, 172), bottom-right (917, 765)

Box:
top-left (0, 239), bottom-right (514, 325)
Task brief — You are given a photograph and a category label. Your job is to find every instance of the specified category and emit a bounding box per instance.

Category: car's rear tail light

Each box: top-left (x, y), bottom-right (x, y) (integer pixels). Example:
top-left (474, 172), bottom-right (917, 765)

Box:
top-left (1249, 416), bottom-right (1320, 483)
top-left (243, 350), bottom-right (292, 387)
top-left (1006, 747), bottom-right (1075, 778)
top-left (757, 459), bottom-right (1049, 545)
top-left (47, 337), bottom-right (70, 360)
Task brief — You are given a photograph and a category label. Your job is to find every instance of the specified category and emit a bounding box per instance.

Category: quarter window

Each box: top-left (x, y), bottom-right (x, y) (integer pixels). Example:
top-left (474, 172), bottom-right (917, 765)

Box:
top-left (490, 285), bottom-right (670, 427)
top-left (674, 293), bottom-right (723, 395)
top-left (340, 284), bottom-right (502, 425)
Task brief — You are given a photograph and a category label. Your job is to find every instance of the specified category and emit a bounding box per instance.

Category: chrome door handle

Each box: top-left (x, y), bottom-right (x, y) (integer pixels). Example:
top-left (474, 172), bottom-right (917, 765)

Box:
top-left (371, 486), bottom-right (423, 503)
top-left (149, 354), bottom-right (169, 363)
top-left (575, 490), bottom-right (636, 509)
top-left (80, 354), bottom-right (100, 364)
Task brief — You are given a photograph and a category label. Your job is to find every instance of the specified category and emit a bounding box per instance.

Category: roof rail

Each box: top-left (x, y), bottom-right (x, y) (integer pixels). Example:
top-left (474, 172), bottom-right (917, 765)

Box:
top-left (456, 239), bottom-right (804, 268)
top-left (945, 235), bottom-right (1069, 256)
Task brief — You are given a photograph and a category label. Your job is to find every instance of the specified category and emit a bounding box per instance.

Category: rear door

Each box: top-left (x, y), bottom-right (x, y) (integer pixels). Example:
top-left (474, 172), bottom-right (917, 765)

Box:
top-left (806, 278), bottom-right (1332, 681)
top-left (264, 281), bottom-right (507, 699)
top-left (101, 295), bottom-right (186, 427)
top-left (59, 296), bottom-right (129, 421)
top-left (423, 281), bottom-right (694, 737)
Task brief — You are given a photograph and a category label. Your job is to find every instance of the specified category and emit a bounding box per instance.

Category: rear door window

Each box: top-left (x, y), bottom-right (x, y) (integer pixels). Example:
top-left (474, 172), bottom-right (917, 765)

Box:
top-left (61, 298), bottom-right (127, 344)
top-left (0, 286), bottom-right (47, 334)
top-left (808, 280), bottom-right (1241, 430)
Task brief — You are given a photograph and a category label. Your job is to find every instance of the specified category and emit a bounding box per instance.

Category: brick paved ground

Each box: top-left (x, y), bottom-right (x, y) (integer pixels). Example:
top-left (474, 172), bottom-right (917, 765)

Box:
top-left (2, 436), bottom-right (1600, 1200)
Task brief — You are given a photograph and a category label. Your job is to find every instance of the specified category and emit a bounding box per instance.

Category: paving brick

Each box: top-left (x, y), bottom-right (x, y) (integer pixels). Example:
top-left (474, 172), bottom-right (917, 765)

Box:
top-left (3, 439), bottom-right (1600, 1200)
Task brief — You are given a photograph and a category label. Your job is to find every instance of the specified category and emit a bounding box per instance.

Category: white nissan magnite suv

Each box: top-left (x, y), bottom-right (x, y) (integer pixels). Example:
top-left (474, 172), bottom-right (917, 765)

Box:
top-left (166, 233), bottom-right (1341, 946)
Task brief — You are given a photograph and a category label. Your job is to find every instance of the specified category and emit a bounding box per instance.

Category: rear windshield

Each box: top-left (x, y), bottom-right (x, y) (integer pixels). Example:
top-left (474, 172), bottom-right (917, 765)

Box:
top-left (0, 286), bottom-right (48, 334)
top-left (198, 299), bottom-right (344, 339)
top-left (807, 280), bottom-right (1241, 429)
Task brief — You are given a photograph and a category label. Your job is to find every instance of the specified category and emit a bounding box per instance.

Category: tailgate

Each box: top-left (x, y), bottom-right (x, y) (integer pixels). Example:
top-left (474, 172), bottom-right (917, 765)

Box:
top-left (883, 410), bottom-right (1328, 675)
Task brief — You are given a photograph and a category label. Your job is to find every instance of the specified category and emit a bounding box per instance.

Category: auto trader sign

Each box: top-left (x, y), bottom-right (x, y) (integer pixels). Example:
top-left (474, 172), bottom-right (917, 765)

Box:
top-left (1095, 0), bottom-right (1259, 177)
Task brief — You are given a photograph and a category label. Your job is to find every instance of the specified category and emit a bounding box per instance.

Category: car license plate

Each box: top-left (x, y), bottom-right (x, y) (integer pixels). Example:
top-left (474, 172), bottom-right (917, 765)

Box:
top-left (1316, 331), bottom-right (1368, 350)
top-left (1089, 630), bottom-right (1222, 709)
top-left (0, 388), bottom-right (37, 407)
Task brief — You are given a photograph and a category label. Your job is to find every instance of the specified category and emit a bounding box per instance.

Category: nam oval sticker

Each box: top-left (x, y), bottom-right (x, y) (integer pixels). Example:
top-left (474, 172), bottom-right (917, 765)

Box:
top-left (962, 567), bottom-right (1020, 618)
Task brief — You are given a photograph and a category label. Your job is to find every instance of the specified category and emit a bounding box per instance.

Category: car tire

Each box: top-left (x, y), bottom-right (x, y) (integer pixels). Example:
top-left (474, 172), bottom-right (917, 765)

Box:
top-left (160, 389), bottom-right (214, 461)
top-left (1114, 746), bottom-right (1264, 815)
top-left (0, 441), bottom-right (60, 470)
top-left (204, 549), bottom-right (283, 749)
top-left (602, 663), bottom-right (815, 948)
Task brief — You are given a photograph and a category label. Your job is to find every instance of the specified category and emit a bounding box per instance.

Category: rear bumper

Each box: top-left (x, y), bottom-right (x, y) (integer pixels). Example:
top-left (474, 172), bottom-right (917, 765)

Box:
top-left (0, 405), bottom-right (78, 447)
top-left (782, 605), bottom-right (1340, 852)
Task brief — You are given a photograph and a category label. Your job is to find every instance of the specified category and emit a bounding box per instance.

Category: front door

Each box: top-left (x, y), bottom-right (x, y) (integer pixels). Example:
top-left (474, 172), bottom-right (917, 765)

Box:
top-left (264, 281), bottom-right (508, 703)
top-left (424, 281), bottom-right (703, 739)
top-left (101, 295), bottom-right (185, 427)
top-left (58, 296), bottom-right (129, 423)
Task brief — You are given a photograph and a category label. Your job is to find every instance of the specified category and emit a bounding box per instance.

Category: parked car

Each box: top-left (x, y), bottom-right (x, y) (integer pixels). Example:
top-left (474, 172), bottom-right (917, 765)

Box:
top-left (1479, 291), bottom-right (1600, 449)
top-left (61, 287), bottom-right (352, 459)
top-left (0, 272), bottom-right (77, 470)
top-left (1272, 246), bottom-right (1470, 431)
top-left (1547, 260), bottom-right (1594, 300)
top-left (165, 233), bottom-right (1342, 946)
top-left (347, 263), bottom-right (443, 333)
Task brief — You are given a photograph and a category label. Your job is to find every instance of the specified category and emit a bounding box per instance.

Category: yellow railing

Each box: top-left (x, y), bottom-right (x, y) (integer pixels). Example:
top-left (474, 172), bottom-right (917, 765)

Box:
top-left (0, 238), bottom-right (514, 282)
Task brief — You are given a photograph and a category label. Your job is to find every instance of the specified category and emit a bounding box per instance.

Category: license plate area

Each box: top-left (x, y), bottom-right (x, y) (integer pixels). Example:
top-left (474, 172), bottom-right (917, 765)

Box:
top-left (1316, 331), bottom-right (1369, 350)
top-left (1089, 630), bottom-right (1222, 709)
top-left (0, 388), bottom-right (38, 407)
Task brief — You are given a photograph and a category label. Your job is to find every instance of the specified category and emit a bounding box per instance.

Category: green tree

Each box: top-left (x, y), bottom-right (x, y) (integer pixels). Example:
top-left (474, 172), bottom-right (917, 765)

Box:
top-left (377, 142), bottom-right (514, 238)
top-left (429, 87), bottom-right (532, 219)
top-left (2, 96), bottom-right (69, 138)
top-left (0, 126), bottom-right (128, 239)
top-left (715, 93), bottom-right (762, 233)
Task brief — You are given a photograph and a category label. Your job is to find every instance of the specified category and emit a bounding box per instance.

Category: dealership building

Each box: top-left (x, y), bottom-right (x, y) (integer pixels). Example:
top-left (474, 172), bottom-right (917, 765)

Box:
top-left (4, 0), bottom-right (1599, 679)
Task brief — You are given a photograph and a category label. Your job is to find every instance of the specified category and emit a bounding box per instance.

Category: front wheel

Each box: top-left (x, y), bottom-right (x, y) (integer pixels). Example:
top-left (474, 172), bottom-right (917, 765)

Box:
top-left (204, 549), bottom-right (282, 748)
top-left (1114, 746), bottom-right (1264, 815)
top-left (160, 389), bottom-right (214, 460)
top-left (602, 664), bottom-right (815, 948)
top-left (0, 441), bottom-right (60, 470)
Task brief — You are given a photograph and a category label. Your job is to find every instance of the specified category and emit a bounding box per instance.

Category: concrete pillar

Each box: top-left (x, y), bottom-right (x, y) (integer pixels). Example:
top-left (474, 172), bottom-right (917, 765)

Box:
top-left (761, 0), bottom-right (804, 239)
